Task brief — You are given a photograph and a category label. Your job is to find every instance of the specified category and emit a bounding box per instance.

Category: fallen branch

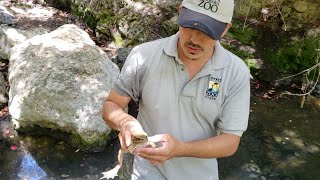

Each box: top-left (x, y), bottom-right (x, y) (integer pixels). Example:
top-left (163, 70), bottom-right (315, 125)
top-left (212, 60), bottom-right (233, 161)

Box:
top-left (275, 62), bottom-right (320, 82)
top-left (274, 0), bottom-right (287, 31)
top-left (277, 48), bottom-right (320, 108)
top-left (280, 68), bottom-right (320, 97)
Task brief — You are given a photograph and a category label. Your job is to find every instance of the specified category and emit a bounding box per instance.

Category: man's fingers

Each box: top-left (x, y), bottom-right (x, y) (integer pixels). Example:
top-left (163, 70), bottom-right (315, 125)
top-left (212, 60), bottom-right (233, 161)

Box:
top-left (137, 145), bottom-right (166, 156)
top-left (149, 160), bottom-right (164, 166)
top-left (136, 145), bottom-right (169, 162)
top-left (138, 152), bottom-right (165, 163)
top-left (124, 126), bottom-right (132, 147)
top-left (118, 132), bottom-right (128, 152)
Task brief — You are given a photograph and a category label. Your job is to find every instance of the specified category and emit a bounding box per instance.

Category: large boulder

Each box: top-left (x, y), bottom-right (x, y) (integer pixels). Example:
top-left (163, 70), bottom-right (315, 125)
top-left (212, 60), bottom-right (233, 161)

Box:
top-left (9, 24), bottom-right (119, 151)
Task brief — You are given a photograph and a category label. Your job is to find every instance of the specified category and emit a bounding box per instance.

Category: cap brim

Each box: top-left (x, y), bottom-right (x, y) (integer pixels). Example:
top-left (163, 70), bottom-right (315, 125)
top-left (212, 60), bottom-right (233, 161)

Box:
top-left (178, 7), bottom-right (227, 40)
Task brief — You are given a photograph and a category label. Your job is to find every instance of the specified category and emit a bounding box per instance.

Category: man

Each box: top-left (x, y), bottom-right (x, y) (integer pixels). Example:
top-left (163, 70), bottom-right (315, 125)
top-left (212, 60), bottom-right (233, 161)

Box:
top-left (102, 0), bottom-right (250, 179)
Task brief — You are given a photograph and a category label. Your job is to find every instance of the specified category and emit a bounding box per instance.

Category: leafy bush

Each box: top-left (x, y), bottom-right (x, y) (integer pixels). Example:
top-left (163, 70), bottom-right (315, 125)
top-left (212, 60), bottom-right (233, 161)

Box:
top-left (228, 20), bottom-right (259, 46)
top-left (267, 37), bottom-right (319, 74)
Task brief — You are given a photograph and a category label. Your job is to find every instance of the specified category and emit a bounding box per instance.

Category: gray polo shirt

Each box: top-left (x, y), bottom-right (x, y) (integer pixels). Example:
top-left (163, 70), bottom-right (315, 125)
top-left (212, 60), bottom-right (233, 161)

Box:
top-left (114, 33), bottom-right (250, 180)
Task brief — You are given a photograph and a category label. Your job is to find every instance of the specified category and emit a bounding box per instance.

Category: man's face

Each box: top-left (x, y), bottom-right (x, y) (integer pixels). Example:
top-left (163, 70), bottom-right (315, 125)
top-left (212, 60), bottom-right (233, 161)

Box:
top-left (178, 27), bottom-right (216, 61)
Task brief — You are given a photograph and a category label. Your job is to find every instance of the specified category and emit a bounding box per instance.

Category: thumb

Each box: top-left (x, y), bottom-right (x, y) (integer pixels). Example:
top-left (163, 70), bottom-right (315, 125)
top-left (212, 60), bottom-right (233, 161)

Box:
top-left (125, 130), bottom-right (132, 147)
top-left (148, 134), bottom-right (165, 143)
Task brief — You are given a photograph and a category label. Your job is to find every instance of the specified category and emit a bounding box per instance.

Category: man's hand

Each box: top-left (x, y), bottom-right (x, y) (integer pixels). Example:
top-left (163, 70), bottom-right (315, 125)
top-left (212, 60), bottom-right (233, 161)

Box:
top-left (118, 119), bottom-right (144, 153)
top-left (135, 134), bottom-right (184, 165)
top-left (135, 133), bottom-right (241, 165)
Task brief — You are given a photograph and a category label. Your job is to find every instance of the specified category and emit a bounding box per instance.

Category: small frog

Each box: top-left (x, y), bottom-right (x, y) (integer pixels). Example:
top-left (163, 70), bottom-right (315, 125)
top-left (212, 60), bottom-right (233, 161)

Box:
top-left (128, 131), bottom-right (155, 153)
top-left (100, 131), bottom-right (157, 180)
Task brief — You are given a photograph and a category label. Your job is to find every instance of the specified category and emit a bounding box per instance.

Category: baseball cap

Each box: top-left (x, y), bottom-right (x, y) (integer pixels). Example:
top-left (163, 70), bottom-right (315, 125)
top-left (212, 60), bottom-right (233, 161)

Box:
top-left (178, 0), bottom-right (234, 40)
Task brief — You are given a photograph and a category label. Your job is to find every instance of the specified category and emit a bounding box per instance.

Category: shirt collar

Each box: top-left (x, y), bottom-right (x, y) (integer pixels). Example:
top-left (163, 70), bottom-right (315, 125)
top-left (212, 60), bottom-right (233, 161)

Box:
top-left (163, 32), bottom-right (179, 59)
top-left (211, 41), bottom-right (231, 70)
top-left (163, 32), bottom-right (231, 70)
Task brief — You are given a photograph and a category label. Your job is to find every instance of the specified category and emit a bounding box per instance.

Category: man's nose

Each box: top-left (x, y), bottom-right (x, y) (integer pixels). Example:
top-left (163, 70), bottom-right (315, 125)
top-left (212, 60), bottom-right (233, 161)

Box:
top-left (189, 30), bottom-right (201, 44)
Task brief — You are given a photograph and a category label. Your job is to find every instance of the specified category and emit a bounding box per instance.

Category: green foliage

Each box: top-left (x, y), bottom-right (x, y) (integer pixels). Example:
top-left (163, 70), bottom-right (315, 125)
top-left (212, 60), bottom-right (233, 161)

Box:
top-left (71, 4), bottom-right (97, 28)
top-left (267, 37), bottom-right (319, 74)
top-left (162, 20), bottom-right (179, 36)
top-left (228, 20), bottom-right (259, 46)
top-left (15, 3), bottom-right (32, 9)
top-left (224, 43), bottom-right (262, 75)
top-left (96, 9), bottom-right (117, 27)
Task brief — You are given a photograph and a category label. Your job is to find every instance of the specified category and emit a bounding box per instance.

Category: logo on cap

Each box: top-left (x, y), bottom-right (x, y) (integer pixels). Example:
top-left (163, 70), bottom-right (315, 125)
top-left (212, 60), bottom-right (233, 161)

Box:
top-left (198, 0), bottom-right (220, 13)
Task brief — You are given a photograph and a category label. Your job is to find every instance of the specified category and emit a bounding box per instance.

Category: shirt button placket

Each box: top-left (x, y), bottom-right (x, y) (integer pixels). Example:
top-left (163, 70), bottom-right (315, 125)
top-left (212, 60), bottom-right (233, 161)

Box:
top-left (180, 66), bottom-right (189, 96)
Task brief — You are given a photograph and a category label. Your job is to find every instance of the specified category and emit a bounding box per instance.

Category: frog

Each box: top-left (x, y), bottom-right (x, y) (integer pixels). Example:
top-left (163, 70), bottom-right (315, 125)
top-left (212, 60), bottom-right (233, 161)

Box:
top-left (128, 131), bottom-right (155, 153)
top-left (100, 131), bottom-right (156, 180)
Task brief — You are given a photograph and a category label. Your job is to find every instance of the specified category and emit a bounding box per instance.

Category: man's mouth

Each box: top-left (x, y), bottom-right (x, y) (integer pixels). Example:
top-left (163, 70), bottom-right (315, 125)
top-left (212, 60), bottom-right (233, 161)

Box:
top-left (187, 46), bottom-right (199, 54)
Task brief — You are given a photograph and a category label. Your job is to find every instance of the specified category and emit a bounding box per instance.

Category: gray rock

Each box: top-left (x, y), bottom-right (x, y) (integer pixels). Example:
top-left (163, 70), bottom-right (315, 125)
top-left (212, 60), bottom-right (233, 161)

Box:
top-left (0, 72), bottom-right (7, 104)
top-left (9, 24), bottom-right (120, 151)
top-left (0, 25), bottom-right (27, 60)
top-left (310, 81), bottom-right (320, 96)
top-left (239, 45), bottom-right (256, 54)
top-left (110, 48), bottom-right (133, 69)
top-left (0, 25), bottom-right (48, 60)
top-left (306, 27), bottom-right (320, 38)
top-left (0, 5), bottom-right (15, 25)
top-left (244, 58), bottom-right (263, 70)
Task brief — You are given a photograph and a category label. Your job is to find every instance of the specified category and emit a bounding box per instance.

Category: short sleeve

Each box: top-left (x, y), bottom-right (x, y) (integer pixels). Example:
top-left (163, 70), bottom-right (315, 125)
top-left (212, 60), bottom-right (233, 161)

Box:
top-left (217, 64), bottom-right (251, 137)
top-left (113, 47), bottom-right (146, 102)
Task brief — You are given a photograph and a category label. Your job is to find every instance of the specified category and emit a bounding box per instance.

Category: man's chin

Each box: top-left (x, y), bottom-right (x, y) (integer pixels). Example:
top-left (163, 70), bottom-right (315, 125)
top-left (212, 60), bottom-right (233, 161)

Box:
top-left (185, 53), bottom-right (201, 60)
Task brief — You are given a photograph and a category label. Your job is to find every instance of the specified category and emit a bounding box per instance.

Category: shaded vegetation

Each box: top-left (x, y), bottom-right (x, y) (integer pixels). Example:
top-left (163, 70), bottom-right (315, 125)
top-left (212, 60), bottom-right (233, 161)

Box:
top-left (228, 19), bottom-right (259, 47)
top-left (267, 38), bottom-right (320, 74)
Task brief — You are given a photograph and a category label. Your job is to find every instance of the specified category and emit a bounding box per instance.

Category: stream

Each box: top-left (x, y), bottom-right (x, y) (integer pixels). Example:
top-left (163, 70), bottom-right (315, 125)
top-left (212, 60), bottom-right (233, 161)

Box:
top-left (0, 96), bottom-right (319, 180)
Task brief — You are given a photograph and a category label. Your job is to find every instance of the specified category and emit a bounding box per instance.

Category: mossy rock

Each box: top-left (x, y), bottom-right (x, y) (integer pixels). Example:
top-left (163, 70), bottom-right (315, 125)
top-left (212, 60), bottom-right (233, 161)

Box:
top-left (293, 1), bottom-right (309, 12)
top-left (234, 0), bottom-right (320, 31)
top-left (17, 125), bottom-right (111, 152)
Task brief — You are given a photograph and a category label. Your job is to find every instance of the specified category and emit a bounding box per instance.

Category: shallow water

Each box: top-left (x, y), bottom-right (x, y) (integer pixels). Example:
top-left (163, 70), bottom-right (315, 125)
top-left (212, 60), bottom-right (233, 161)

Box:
top-left (219, 96), bottom-right (320, 180)
top-left (0, 125), bottom-right (120, 179)
top-left (0, 96), bottom-right (319, 179)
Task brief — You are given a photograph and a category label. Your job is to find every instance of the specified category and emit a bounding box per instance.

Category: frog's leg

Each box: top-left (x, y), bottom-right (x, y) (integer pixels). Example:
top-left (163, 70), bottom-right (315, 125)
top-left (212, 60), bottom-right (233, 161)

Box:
top-left (100, 150), bottom-right (123, 179)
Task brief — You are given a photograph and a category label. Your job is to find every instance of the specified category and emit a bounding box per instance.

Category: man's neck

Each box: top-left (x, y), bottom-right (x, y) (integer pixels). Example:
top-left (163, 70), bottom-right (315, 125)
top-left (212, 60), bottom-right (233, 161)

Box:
top-left (177, 42), bottom-right (215, 80)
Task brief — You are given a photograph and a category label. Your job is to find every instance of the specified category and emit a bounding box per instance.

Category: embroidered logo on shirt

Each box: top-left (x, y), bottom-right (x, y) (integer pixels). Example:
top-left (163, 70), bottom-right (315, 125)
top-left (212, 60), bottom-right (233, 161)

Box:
top-left (205, 77), bottom-right (221, 100)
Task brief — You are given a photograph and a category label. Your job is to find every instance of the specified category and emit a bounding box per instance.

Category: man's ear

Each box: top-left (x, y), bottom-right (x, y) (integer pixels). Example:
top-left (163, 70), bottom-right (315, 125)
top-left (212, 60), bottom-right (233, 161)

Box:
top-left (179, 4), bottom-right (183, 12)
top-left (220, 22), bottom-right (232, 38)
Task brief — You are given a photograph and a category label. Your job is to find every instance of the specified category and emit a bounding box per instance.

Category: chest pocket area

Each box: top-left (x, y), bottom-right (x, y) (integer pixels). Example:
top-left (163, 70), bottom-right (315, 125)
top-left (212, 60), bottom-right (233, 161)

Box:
top-left (194, 82), bottom-right (222, 129)
top-left (202, 95), bottom-right (221, 125)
